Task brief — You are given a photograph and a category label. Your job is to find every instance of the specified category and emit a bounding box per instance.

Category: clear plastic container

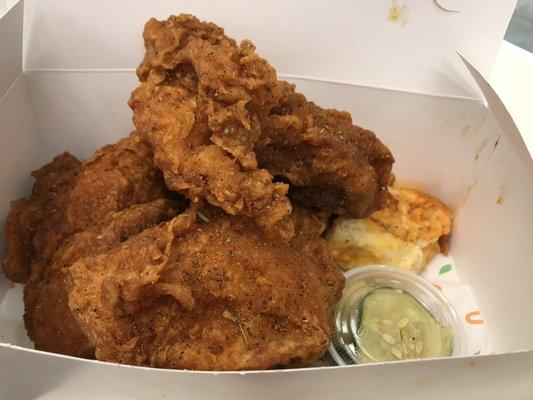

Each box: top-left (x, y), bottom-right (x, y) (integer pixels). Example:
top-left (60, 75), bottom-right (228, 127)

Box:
top-left (329, 264), bottom-right (465, 365)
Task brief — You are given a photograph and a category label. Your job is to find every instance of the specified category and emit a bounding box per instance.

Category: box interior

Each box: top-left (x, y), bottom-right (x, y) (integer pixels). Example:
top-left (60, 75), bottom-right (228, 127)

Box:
top-left (2, 69), bottom-right (533, 359)
top-left (1, 0), bottom-right (532, 377)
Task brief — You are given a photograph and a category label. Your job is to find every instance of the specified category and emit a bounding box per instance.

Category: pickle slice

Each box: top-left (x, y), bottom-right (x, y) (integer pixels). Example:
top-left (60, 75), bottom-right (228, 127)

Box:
top-left (355, 287), bottom-right (453, 363)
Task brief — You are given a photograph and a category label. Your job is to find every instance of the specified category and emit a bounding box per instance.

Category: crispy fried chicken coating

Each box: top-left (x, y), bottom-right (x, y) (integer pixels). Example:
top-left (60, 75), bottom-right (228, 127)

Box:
top-left (129, 14), bottom-right (393, 238)
top-left (129, 15), bottom-right (293, 239)
top-left (2, 153), bottom-right (81, 283)
top-left (2, 132), bottom-right (166, 283)
top-left (68, 206), bottom-right (344, 370)
top-left (24, 199), bottom-right (178, 357)
top-left (2, 14), bottom-right (395, 373)
top-left (259, 83), bottom-right (394, 217)
top-left (66, 132), bottom-right (166, 231)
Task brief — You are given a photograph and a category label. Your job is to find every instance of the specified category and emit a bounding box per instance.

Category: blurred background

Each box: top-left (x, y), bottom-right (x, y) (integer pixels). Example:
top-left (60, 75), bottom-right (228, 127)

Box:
top-left (492, 0), bottom-right (533, 147)
top-left (505, 0), bottom-right (533, 51)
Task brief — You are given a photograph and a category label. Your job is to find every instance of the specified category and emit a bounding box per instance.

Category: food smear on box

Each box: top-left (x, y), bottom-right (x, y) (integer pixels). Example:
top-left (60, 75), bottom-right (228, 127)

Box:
top-left (0, 13), bottom-right (402, 371)
top-left (475, 138), bottom-right (489, 161)
top-left (460, 123), bottom-right (471, 137)
top-left (496, 182), bottom-right (507, 205)
top-left (388, 0), bottom-right (410, 28)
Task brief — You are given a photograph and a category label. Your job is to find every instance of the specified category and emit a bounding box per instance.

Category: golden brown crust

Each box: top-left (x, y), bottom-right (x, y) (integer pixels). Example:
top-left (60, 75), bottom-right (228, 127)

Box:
top-left (129, 14), bottom-right (393, 238)
top-left (2, 14), bottom-right (398, 372)
top-left (129, 15), bottom-right (293, 239)
top-left (258, 84), bottom-right (394, 217)
top-left (2, 133), bottom-right (166, 284)
top-left (69, 206), bottom-right (344, 370)
top-left (24, 199), bottom-right (178, 358)
top-left (2, 199), bottom-right (35, 283)
top-left (66, 132), bottom-right (165, 231)
top-left (2, 153), bottom-right (82, 283)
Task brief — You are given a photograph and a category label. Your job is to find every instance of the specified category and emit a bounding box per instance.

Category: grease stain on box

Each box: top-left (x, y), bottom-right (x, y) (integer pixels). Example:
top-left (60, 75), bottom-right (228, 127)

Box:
top-left (460, 123), bottom-right (471, 137)
top-left (496, 182), bottom-right (507, 205)
top-left (450, 184), bottom-right (473, 211)
top-left (388, 0), bottom-right (409, 27)
top-left (474, 138), bottom-right (488, 161)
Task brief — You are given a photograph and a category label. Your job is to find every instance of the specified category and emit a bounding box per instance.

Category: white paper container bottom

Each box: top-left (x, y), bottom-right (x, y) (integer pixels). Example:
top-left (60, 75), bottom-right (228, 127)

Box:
top-left (1, 70), bottom-right (532, 399)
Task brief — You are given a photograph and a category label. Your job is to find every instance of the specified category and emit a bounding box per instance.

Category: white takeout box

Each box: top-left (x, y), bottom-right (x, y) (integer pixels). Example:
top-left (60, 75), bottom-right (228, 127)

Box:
top-left (1, 1), bottom-right (532, 399)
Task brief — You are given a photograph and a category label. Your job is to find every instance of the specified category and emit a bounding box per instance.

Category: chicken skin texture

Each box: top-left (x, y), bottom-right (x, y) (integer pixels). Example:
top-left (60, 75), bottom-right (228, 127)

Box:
top-left (2, 152), bottom-right (81, 283)
top-left (129, 14), bottom-right (393, 239)
top-left (129, 15), bottom-right (293, 239)
top-left (2, 132), bottom-right (165, 283)
top-left (24, 200), bottom-right (178, 358)
top-left (68, 206), bottom-right (344, 370)
top-left (259, 82), bottom-right (394, 217)
top-left (0, 14), bottom-right (399, 372)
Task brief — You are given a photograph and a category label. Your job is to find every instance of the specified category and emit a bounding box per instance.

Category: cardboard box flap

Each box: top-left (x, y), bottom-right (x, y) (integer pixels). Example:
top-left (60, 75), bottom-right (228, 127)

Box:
top-left (459, 52), bottom-right (533, 166)
top-left (22, 0), bottom-right (516, 98)
top-left (0, 1), bottom-right (22, 101)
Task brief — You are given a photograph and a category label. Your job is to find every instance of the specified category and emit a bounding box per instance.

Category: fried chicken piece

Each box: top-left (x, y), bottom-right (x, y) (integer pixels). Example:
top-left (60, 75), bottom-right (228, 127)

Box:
top-left (68, 206), bottom-right (344, 370)
top-left (129, 14), bottom-right (293, 239)
top-left (129, 14), bottom-right (393, 237)
top-left (66, 131), bottom-right (166, 232)
top-left (2, 132), bottom-right (166, 283)
top-left (259, 83), bottom-right (394, 217)
top-left (24, 199), bottom-right (179, 357)
top-left (2, 153), bottom-right (82, 282)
